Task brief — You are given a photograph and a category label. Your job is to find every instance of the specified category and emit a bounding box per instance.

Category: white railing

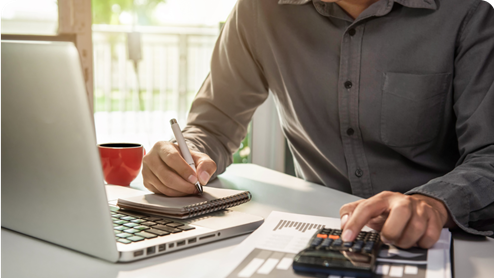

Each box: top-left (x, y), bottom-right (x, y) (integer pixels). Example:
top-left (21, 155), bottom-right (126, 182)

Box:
top-left (92, 24), bottom-right (219, 150)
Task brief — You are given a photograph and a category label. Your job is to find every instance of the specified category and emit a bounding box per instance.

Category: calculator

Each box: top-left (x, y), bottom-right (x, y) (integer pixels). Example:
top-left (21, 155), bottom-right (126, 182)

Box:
top-left (292, 228), bottom-right (382, 278)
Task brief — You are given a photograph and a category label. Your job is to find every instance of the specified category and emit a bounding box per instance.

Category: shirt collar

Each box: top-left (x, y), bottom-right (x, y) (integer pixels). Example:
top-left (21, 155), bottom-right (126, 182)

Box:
top-left (278, 0), bottom-right (437, 11)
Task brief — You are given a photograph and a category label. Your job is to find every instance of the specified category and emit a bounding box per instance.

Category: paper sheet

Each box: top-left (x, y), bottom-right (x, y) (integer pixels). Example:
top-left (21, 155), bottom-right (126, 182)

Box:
top-left (213, 211), bottom-right (451, 278)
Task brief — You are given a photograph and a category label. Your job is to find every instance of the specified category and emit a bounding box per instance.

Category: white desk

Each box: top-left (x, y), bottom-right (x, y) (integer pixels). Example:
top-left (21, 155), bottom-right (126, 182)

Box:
top-left (2, 164), bottom-right (494, 278)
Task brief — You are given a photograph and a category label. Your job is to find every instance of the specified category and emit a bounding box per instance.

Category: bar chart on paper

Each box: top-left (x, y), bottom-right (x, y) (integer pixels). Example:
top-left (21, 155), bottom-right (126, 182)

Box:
top-left (219, 212), bottom-right (449, 278)
top-left (272, 219), bottom-right (326, 233)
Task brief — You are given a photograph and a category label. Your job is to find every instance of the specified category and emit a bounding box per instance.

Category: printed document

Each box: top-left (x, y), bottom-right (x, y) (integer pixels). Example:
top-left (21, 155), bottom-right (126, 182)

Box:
top-left (212, 211), bottom-right (451, 278)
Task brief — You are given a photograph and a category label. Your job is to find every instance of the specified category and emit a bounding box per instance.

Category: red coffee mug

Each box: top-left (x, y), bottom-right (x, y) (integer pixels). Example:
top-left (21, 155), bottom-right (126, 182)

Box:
top-left (98, 143), bottom-right (145, 186)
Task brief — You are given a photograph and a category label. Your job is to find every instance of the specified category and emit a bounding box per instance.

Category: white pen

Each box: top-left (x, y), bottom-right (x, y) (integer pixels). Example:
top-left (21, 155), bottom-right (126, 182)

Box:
top-left (170, 118), bottom-right (203, 194)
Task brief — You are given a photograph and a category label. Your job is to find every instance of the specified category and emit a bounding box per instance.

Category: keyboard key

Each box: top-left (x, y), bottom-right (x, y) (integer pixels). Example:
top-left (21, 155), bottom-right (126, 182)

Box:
top-left (121, 216), bottom-right (136, 221)
top-left (114, 225), bottom-right (126, 231)
top-left (141, 222), bottom-right (157, 226)
top-left (127, 236), bottom-right (144, 242)
top-left (123, 223), bottom-right (139, 228)
top-left (131, 219), bottom-right (146, 224)
top-left (120, 211), bottom-right (146, 218)
top-left (146, 228), bottom-right (171, 236)
top-left (166, 222), bottom-right (184, 228)
top-left (113, 220), bottom-right (128, 225)
top-left (156, 219), bottom-right (174, 225)
top-left (112, 214), bottom-right (124, 218)
top-left (117, 238), bottom-right (131, 244)
top-left (133, 225), bottom-right (150, 231)
top-left (124, 228), bottom-right (139, 234)
top-left (179, 225), bottom-right (196, 231)
top-left (116, 233), bottom-right (132, 238)
top-left (135, 231), bottom-right (157, 239)
top-left (153, 225), bottom-right (182, 233)
top-left (143, 217), bottom-right (162, 221)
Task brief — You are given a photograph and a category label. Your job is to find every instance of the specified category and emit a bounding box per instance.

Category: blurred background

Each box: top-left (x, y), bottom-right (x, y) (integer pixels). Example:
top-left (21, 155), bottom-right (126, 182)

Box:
top-left (1, 0), bottom-right (254, 165)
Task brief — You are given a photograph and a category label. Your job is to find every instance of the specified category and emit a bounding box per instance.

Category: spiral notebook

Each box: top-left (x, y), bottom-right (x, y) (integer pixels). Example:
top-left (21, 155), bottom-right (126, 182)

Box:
top-left (116, 187), bottom-right (252, 219)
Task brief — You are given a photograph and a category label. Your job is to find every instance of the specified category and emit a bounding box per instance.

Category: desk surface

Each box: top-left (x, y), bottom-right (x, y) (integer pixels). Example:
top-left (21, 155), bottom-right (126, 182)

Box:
top-left (2, 164), bottom-right (493, 278)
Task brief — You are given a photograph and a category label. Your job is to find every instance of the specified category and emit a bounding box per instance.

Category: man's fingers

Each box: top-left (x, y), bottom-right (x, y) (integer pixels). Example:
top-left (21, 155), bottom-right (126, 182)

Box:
top-left (141, 164), bottom-right (162, 194)
top-left (380, 196), bottom-right (414, 244)
top-left (158, 142), bottom-right (198, 184)
top-left (192, 151), bottom-right (217, 185)
top-left (341, 192), bottom-right (392, 241)
top-left (417, 210), bottom-right (443, 248)
top-left (394, 202), bottom-right (430, 248)
top-left (158, 164), bottom-right (198, 194)
top-left (142, 160), bottom-right (191, 196)
top-left (339, 200), bottom-right (364, 229)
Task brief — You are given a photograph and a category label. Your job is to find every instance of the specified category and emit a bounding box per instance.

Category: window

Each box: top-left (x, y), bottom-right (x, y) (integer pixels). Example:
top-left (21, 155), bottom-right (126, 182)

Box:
top-left (1, 0), bottom-right (58, 35)
top-left (91, 0), bottom-right (250, 163)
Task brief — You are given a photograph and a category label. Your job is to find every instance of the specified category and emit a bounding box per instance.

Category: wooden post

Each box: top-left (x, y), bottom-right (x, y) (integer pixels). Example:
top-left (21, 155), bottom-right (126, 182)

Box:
top-left (58, 0), bottom-right (94, 112)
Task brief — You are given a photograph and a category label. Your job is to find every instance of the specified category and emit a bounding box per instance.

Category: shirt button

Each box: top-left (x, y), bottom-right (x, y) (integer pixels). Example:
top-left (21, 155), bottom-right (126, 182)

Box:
top-left (346, 128), bottom-right (354, 136)
top-left (355, 168), bottom-right (363, 177)
top-left (344, 81), bottom-right (353, 89)
top-left (348, 29), bottom-right (356, 36)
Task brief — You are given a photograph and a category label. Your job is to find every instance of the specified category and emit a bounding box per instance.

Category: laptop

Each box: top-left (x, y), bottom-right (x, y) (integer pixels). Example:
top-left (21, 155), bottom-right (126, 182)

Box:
top-left (1, 40), bottom-right (263, 262)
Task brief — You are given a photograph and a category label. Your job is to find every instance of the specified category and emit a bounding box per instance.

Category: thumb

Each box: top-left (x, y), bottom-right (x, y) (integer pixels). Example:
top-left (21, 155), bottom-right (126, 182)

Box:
top-left (191, 151), bottom-right (217, 185)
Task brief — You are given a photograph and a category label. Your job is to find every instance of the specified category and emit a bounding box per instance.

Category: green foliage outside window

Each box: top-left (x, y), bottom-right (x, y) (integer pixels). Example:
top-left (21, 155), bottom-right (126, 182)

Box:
top-left (92, 0), bottom-right (165, 25)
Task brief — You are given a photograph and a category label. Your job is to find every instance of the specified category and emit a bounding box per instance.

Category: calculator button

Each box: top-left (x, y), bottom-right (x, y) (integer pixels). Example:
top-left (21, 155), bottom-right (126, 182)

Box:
top-left (352, 245), bottom-right (362, 252)
top-left (328, 235), bottom-right (340, 240)
top-left (310, 237), bottom-right (323, 247)
top-left (332, 239), bottom-right (343, 246)
top-left (343, 241), bottom-right (353, 248)
top-left (317, 234), bottom-right (327, 239)
top-left (121, 216), bottom-right (136, 221)
top-left (321, 238), bottom-right (333, 247)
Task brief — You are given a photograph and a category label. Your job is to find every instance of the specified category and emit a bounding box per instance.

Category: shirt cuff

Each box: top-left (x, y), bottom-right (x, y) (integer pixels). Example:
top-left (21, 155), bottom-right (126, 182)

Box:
top-left (405, 181), bottom-right (493, 237)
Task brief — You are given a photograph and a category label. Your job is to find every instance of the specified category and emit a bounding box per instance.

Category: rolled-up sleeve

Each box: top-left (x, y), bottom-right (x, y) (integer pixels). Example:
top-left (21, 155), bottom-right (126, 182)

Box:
top-left (406, 1), bottom-right (494, 236)
top-left (180, 0), bottom-right (269, 178)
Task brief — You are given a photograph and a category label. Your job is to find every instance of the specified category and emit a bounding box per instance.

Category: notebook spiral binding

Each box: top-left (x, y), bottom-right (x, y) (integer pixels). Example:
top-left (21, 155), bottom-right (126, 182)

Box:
top-left (184, 191), bottom-right (252, 218)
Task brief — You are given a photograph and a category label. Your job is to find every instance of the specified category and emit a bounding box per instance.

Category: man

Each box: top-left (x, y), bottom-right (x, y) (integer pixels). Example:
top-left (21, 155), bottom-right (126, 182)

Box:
top-left (142, 0), bottom-right (494, 249)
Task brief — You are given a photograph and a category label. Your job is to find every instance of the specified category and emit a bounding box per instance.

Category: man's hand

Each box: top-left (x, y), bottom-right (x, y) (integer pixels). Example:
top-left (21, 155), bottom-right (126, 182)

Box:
top-left (142, 141), bottom-right (217, 196)
top-left (339, 191), bottom-right (456, 249)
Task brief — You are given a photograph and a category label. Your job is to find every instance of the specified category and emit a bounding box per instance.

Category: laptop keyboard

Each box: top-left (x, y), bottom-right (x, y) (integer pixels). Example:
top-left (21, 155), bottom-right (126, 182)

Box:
top-left (110, 206), bottom-right (195, 244)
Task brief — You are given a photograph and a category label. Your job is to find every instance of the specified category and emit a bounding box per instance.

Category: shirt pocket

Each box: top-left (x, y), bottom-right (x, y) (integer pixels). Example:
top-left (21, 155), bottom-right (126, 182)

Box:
top-left (380, 72), bottom-right (451, 147)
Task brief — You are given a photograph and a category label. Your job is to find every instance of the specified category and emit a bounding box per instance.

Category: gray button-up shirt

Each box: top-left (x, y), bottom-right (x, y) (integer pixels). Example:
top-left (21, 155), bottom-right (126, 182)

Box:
top-left (180, 0), bottom-right (494, 236)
